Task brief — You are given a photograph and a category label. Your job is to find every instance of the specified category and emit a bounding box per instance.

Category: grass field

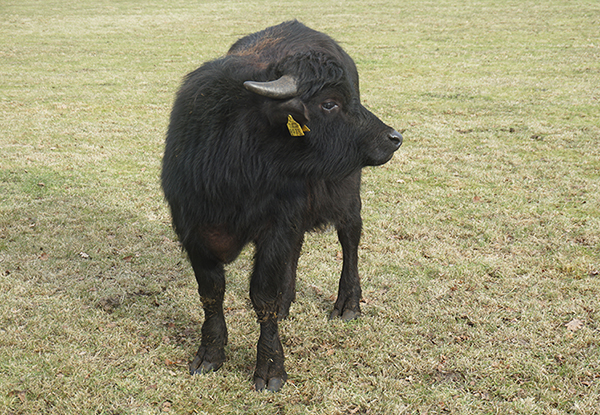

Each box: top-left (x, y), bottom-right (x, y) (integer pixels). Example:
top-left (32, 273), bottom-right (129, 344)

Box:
top-left (1, 0), bottom-right (599, 413)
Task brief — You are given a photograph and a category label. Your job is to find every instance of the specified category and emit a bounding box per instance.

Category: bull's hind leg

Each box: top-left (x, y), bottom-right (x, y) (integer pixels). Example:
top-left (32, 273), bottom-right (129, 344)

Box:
top-left (330, 214), bottom-right (363, 321)
top-left (187, 252), bottom-right (227, 374)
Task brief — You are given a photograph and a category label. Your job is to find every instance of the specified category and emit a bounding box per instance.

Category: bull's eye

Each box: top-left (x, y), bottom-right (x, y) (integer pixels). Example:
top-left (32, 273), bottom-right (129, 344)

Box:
top-left (321, 101), bottom-right (339, 112)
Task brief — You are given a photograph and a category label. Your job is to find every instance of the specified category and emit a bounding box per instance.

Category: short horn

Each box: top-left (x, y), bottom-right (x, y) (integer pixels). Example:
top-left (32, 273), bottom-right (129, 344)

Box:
top-left (243, 75), bottom-right (298, 99)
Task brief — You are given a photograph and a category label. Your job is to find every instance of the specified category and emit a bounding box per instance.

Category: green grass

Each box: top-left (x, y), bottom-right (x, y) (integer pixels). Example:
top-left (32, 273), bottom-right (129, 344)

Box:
top-left (1, 0), bottom-right (599, 413)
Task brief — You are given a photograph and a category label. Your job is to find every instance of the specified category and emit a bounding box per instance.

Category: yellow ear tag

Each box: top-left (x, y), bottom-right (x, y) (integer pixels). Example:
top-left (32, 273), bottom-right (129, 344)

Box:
top-left (287, 115), bottom-right (310, 137)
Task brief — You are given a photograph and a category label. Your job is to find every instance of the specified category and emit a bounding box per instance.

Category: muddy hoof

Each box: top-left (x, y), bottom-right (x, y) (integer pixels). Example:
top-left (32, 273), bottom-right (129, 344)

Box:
top-left (254, 376), bottom-right (285, 392)
top-left (329, 308), bottom-right (361, 321)
top-left (189, 360), bottom-right (222, 375)
top-left (189, 346), bottom-right (224, 375)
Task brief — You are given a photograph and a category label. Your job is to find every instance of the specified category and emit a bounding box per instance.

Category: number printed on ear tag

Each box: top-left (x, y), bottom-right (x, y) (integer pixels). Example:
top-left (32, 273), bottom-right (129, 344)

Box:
top-left (287, 115), bottom-right (310, 136)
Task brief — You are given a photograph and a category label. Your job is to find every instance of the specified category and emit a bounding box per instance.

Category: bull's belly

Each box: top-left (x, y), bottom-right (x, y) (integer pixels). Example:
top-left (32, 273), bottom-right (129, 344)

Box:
top-left (197, 225), bottom-right (245, 264)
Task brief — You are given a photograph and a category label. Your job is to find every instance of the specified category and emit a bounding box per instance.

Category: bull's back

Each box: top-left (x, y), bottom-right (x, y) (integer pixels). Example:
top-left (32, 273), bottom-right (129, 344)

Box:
top-left (227, 20), bottom-right (342, 64)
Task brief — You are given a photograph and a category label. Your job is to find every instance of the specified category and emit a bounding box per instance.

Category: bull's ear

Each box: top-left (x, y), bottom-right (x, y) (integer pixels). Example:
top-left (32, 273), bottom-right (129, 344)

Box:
top-left (266, 97), bottom-right (309, 126)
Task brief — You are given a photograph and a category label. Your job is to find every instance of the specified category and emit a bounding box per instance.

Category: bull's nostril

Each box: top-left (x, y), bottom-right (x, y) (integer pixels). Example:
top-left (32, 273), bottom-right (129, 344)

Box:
top-left (388, 130), bottom-right (403, 148)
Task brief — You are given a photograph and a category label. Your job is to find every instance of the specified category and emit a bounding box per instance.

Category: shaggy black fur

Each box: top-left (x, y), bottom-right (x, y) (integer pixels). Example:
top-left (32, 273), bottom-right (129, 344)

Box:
top-left (161, 20), bottom-right (402, 391)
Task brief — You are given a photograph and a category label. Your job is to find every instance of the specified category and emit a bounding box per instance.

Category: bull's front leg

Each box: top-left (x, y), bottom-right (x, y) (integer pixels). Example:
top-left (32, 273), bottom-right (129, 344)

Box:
top-left (253, 315), bottom-right (286, 391)
top-left (330, 211), bottom-right (363, 321)
top-left (279, 235), bottom-right (304, 320)
top-left (250, 230), bottom-right (302, 391)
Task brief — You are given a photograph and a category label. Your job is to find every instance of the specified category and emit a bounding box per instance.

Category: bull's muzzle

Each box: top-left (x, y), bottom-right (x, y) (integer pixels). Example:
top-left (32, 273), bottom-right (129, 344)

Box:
top-left (388, 130), bottom-right (403, 149)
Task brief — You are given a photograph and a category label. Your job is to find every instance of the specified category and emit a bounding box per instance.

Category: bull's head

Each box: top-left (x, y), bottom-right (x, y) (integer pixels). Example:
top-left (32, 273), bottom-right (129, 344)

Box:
top-left (243, 73), bottom-right (402, 170)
